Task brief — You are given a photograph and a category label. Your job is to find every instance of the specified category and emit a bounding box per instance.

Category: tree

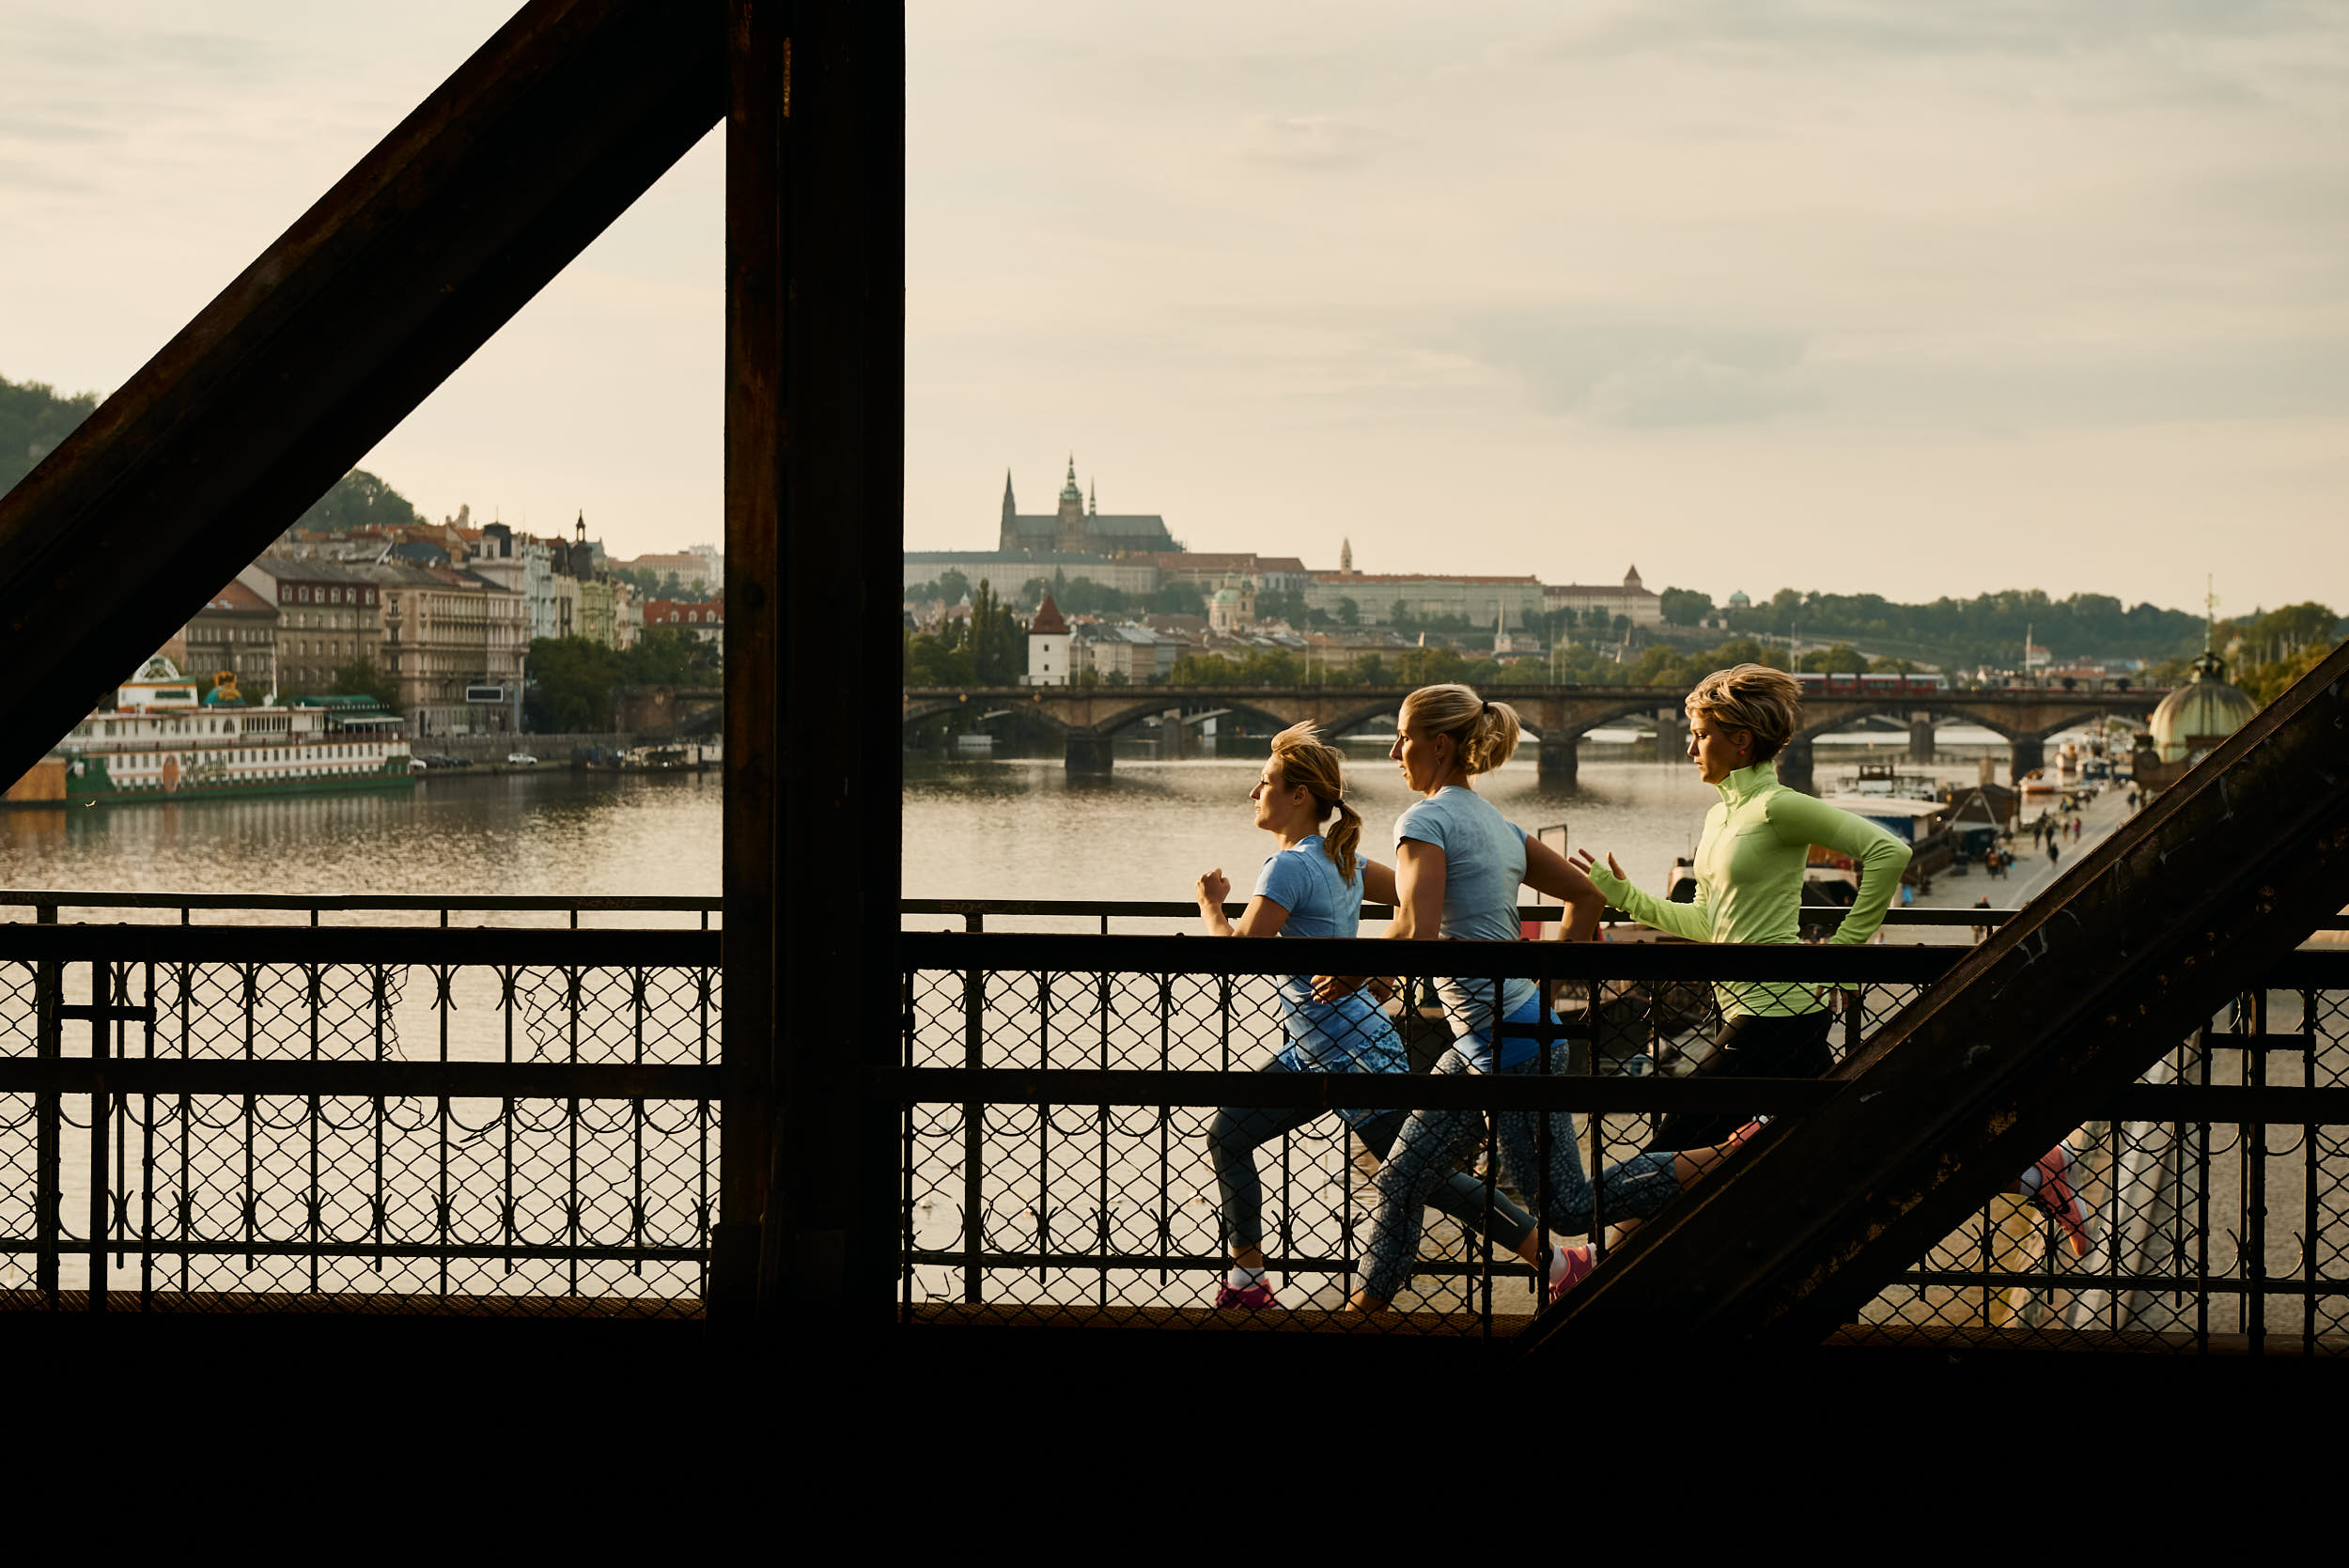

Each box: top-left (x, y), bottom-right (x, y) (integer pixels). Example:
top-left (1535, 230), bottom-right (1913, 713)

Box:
top-left (328, 658), bottom-right (400, 711)
top-left (1797, 643), bottom-right (1867, 675)
top-left (935, 568), bottom-right (972, 606)
top-left (2242, 638), bottom-right (2341, 705)
top-left (903, 631), bottom-right (975, 685)
top-left (294, 469), bottom-right (423, 533)
top-left (1658, 587), bottom-right (1714, 628)
top-left (0, 373), bottom-right (99, 493)
top-left (1144, 580), bottom-right (1206, 615)
top-left (969, 580), bottom-right (1025, 684)
top-left (1255, 586), bottom-right (1308, 626)
top-left (525, 637), bottom-right (624, 731)
top-left (1335, 598), bottom-right (1360, 628)
top-left (525, 629), bottom-right (721, 731)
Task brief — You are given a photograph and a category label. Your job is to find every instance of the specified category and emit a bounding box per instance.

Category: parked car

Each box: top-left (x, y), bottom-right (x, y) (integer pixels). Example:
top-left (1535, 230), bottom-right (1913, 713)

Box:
top-left (408, 757), bottom-right (429, 773)
top-left (506, 753), bottom-right (537, 767)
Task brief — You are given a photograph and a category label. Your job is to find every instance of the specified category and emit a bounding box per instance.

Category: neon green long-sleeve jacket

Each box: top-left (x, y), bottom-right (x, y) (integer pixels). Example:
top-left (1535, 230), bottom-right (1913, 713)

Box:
top-left (1583, 760), bottom-right (1912, 1018)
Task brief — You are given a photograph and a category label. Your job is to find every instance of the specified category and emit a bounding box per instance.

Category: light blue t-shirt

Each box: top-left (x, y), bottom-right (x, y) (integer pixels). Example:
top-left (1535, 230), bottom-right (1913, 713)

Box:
top-left (1252, 834), bottom-right (1407, 1117)
top-left (1394, 786), bottom-right (1540, 1069)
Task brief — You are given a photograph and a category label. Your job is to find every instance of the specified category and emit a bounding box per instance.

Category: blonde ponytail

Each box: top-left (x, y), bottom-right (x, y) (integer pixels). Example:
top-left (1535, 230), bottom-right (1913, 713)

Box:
top-left (1267, 722), bottom-right (1361, 884)
top-left (1400, 684), bottom-right (1520, 776)
top-left (1323, 799), bottom-right (1364, 886)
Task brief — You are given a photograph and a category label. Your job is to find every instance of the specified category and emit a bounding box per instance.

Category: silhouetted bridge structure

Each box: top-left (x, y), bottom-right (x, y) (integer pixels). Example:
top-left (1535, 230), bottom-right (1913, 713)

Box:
top-left (7, 0), bottom-right (2345, 1409)
top-left (903, 685), bottom-right (2168, 788)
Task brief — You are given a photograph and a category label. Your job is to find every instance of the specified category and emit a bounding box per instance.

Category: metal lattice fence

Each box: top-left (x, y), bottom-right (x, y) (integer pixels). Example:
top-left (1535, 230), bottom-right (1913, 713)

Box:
top-left (894, 923), bottom-right (2349, 1350)
top-left (0, 921), bottom-right (720, 1315)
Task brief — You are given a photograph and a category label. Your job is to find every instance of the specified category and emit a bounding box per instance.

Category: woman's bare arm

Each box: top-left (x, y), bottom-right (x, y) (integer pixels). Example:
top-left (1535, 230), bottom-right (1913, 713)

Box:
top-left (1195, 869), bottom-right (1290, 939)
top-left (1520, 837), bottom-right (1603, 941)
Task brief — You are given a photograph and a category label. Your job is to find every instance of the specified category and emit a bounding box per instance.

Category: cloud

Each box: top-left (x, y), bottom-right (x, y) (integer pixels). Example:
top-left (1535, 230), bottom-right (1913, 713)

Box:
top-left (1459, 313), bottom-right (1820, 426)
top-left (0, 156), bottom-right (98, 195)
top-left (1235, 114), bottom-right (1387, 171)
top-left (1525, 0), bottom-right (2326, 63)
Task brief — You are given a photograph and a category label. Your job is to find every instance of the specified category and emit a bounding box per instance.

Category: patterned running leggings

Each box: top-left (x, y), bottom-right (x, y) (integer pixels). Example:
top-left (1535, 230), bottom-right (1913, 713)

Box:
top-left (1361, 1044), bottom-right (1685, 1304)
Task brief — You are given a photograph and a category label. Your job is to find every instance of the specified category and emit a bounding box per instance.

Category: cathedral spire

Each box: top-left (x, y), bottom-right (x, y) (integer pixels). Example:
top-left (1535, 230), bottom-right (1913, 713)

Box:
top-left (1088, 476), bottom-right (1097, 517)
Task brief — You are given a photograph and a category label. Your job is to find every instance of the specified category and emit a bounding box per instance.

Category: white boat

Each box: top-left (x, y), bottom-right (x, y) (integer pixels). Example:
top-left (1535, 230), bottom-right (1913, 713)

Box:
top-left (4, 657), bottom-right (412, 807)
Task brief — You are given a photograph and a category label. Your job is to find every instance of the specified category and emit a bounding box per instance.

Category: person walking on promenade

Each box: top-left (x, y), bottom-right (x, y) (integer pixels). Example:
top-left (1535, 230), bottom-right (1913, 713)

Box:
top-left (1317, 684), bottom-right (1710, 1312)
top-left (1577, 664), bottom-right (2092, 1257)
top-left (1193, 722), bottom-right (1543, 1310)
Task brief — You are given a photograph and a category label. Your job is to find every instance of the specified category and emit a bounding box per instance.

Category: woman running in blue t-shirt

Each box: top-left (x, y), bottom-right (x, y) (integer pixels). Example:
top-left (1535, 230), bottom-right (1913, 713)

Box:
top-left (1194, 722), bottom-right (1543, 1310)
top-left (1323, 684), bottom-right (1742, 1312)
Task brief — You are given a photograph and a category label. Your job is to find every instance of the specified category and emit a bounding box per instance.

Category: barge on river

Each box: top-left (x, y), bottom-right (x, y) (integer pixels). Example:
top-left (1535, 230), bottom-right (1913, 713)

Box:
top-left (2, 657), bottom-right (412, 807)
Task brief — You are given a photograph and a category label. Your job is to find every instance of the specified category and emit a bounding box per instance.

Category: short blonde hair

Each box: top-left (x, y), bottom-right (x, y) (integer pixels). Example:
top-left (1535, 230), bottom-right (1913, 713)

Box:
top-left (1399, 683), bottom-right (1520, 775)
top-left (1685, 663), bottom-right (1802, 762)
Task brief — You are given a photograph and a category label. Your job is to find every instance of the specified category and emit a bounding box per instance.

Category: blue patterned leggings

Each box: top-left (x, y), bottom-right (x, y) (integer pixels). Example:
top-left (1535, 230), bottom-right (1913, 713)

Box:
top-left (1361, 1045), bottom-right (1684, 1303)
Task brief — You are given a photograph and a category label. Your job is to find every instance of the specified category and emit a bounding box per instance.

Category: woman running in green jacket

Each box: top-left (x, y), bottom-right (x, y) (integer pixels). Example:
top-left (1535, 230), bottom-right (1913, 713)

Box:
top-left (1574, 663), bottom-right (2092, 1256)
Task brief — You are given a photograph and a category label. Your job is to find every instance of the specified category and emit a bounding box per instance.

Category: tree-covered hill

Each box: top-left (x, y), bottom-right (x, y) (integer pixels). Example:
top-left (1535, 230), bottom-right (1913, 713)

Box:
top-left (1721, 587), bottom-right (2206, 667)
top-left (0, 373), bottom-right (99, 495)
top-left (4, 371), bottom-right (419, 530)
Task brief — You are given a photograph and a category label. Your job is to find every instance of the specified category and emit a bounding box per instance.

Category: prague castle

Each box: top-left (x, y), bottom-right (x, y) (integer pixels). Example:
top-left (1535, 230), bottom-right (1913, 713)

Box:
top-left (903, 457), bottom-right (1178, 596)
top-left (997, 458), bottom-right (1176, 558)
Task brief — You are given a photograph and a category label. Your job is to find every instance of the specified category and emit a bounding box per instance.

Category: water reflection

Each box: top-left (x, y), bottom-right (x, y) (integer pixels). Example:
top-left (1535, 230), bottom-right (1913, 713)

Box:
top-left (0, 772), bottom-right (723, 906)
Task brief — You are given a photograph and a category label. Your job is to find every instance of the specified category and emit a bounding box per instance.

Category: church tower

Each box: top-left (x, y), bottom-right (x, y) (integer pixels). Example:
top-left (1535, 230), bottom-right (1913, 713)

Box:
top-left (1339, 537), bottom-right (1354, 574)
top-left (1054, 456), bottom-right (1086, 553)
top-left (999, 470), bottom-right (1017, 552)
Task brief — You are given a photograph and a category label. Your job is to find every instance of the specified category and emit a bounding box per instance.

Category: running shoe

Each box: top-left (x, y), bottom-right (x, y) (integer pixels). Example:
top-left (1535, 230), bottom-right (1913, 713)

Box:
top-left (1546, 1244), bottom-right (1596, 1306)
top-left (1213, 1279), bottom-right (1278, 1310)
top-left (1726, 1117), bottom-right (1769, 1152)
top-left (2027, 1141), bottom-right (2093, 1260)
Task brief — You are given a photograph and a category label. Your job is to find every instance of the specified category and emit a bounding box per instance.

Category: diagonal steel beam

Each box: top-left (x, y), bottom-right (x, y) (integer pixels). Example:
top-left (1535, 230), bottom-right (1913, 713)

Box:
top-left (0, 0), bottom-right (723, 784)
top-left (1525, 640), bottom-right (2349, 1351)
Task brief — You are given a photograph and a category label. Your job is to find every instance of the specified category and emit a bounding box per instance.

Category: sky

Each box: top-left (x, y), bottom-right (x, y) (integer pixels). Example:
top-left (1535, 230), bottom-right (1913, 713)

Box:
top-left (3, 1), bottom-right (2344, 617)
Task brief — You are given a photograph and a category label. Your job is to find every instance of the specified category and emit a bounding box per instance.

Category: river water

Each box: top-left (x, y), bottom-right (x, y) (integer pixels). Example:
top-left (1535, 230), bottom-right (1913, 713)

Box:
top-left (0, 729), bottom-right (2025, 915)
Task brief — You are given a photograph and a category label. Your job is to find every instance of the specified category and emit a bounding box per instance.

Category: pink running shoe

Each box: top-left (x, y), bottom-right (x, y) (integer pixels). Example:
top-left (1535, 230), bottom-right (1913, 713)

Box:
top-left (1546, 1244), bottom-right (1596, 1306)
top-left (2027, 1142), bottom-right (2093, 1259)
top-left (1213, 1279), bottom-right (1279, 1310)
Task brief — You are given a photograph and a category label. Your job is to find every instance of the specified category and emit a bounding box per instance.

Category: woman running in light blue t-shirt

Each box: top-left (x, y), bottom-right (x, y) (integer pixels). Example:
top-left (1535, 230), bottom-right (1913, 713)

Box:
top-left (1317, 684), bottom-right (1713, 1312)
top-left (1194, 722), bottom-right (1541, 1311)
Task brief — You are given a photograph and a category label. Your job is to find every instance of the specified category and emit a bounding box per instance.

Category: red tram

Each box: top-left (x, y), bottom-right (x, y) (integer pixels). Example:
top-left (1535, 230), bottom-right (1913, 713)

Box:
top-left (1793, 671), bottom-right (1951, 696)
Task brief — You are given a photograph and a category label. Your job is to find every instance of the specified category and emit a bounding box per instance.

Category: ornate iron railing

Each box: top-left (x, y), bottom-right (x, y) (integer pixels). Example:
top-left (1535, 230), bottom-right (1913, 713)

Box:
top-left (0, 920), bottom-right (720, 1314)
top-left (8, 893), bottom-right (2343, 1350)
top-left (894, 927), bottom-right (2349, 1352)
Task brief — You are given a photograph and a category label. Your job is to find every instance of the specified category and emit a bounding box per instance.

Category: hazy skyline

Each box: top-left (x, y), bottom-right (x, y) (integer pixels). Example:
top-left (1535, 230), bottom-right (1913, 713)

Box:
top-left (4, 2), bottom-right (2343, 617)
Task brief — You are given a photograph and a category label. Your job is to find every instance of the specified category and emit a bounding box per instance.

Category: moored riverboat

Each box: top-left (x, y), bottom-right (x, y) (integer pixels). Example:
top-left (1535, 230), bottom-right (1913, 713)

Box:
top-left (2, 657), bottom-right (413, 807)
top-left (1810, 794), bottom-right (1956, 886)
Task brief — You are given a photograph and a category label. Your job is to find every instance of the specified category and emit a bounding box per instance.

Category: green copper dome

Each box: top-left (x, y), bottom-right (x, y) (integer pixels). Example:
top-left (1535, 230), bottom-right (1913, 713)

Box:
top-left (2150, 650), bottom-right (2257, 762)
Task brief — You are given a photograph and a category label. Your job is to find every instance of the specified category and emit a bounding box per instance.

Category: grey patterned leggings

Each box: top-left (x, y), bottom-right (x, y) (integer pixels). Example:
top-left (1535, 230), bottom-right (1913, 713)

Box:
top-left (1361, 1045), bottom-right (1685, 1303)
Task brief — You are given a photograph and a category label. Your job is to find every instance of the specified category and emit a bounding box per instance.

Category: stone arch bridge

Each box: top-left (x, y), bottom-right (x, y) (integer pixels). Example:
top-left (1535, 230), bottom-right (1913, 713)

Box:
top-left (902, 685), bottom-right (2167, 788)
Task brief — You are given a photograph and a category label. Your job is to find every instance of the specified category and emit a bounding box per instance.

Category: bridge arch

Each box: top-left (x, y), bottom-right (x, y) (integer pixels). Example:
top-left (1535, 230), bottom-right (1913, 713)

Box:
top-left (901, 694), bottom-right (1079, 737)
top-left (1549, 696), bottom-right (1683, 743)
top-left (1791, 702), bottom-right (2023, 747)
top-left (1081, 695), bottom-right (1308, 738)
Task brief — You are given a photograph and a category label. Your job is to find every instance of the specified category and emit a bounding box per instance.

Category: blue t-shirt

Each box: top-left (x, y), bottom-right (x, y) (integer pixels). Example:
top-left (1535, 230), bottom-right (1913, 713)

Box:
top-left (1394, 786), bottom-right (1540, 1069)
top-left (1252, 835), bottom-right (1407, 1114)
